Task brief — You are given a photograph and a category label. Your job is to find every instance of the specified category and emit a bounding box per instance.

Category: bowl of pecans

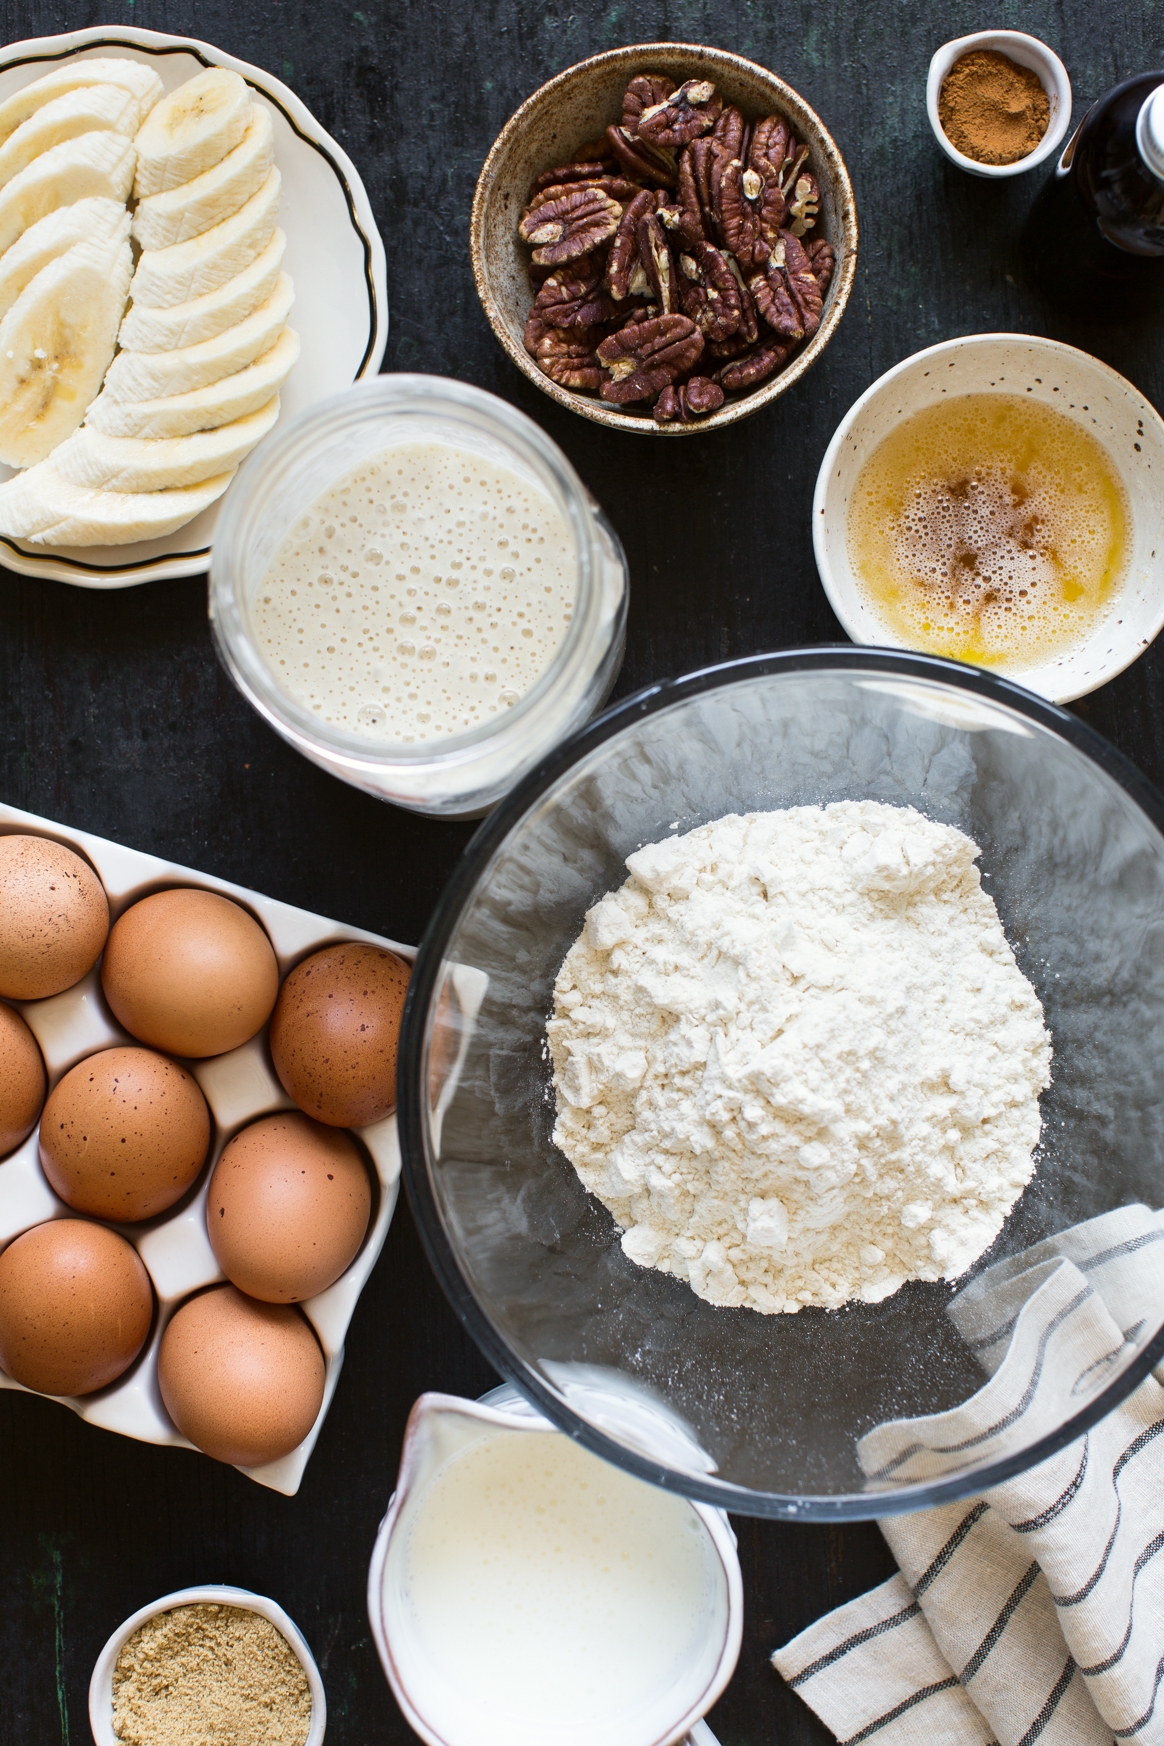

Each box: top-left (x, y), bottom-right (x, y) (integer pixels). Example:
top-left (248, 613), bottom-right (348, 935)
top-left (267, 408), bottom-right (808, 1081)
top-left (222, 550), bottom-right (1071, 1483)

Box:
top-left (471, 43), bottom-right (857, 433)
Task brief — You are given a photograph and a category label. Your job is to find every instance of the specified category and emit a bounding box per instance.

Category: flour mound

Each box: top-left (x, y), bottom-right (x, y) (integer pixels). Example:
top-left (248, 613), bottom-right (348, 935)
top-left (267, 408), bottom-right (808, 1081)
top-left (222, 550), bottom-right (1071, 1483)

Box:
top-left (548, 802), bottom-right (1052, 1314)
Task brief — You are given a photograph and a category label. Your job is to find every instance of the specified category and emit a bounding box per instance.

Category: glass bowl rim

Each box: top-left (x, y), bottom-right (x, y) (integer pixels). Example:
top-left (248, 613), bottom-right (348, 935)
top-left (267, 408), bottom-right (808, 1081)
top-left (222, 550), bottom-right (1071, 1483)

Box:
top-left (397, 644), bottom-right (1164, 1520)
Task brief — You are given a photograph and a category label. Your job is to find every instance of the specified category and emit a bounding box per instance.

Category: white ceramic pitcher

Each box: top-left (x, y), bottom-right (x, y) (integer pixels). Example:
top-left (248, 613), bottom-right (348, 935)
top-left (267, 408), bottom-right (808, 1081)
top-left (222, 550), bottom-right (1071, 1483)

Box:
top-left (367, 1385), bottom-right (742, 1746)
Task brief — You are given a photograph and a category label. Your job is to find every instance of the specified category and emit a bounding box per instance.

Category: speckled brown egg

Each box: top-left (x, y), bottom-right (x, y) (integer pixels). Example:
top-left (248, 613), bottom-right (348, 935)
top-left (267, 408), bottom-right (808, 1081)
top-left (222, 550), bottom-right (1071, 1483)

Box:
top-left (157, 1284), bottom-right (325, 1466)
top-left (0, 1218), bottom-right (153, 1395)
top-left (269, 943), bottom-right (410, 1127)
top-left (207, 1112), bottom-right (371, 1303)
top-left (39, 1046), bottom-right (210, 1222)
top-left (102, 888), bottom-right (279, 1058)
top-left (0, 834), bottom-right (109, 999)
top-left (0, 1002), bottom-right (46, 1157)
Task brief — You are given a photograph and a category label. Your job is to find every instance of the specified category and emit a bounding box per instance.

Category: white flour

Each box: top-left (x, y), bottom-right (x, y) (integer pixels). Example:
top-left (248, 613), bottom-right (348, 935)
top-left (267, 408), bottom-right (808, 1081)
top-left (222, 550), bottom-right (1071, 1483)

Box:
top-left (548, 802), bottom-right (1052, 1314)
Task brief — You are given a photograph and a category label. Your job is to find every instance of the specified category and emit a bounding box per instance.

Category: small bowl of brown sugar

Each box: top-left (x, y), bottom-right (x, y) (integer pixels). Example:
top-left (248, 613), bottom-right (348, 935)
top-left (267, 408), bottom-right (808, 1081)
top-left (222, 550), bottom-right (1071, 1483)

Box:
top-left (89, 1586), bottom-right (326, 1746)
top-left (927, 30), bottom-right (1072, 178)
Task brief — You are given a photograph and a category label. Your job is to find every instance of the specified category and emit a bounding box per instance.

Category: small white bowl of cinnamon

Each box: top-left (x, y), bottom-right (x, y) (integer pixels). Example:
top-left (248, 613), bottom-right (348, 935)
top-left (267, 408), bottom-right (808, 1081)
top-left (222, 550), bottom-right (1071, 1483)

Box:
top-left (927, 30), bottom-right (1072, 178)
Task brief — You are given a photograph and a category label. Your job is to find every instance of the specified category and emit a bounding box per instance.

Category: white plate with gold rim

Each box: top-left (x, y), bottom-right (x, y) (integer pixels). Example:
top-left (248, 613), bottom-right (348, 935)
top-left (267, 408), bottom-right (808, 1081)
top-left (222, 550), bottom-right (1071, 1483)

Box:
top-left (0, 25), bottom-right (388, 589)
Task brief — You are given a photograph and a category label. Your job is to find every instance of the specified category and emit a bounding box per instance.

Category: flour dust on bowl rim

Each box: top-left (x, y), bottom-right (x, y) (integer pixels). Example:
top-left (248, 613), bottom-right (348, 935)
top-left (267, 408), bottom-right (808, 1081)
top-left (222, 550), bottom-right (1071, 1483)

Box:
top-left (398, 646), bottom-right (1164, 1521)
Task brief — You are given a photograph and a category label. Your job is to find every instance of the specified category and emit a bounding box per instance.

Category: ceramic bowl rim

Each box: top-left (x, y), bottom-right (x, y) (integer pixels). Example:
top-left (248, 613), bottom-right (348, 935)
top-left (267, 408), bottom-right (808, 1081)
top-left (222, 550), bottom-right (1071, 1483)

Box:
top-left (469, 40), bottom-right (858, 435)
top-left (811, 331), bottom-right (1164, 705)
top-left (88, 1583), bottom-right (327, 1746)
top-left (925, 29), bottom-right (1073, 178)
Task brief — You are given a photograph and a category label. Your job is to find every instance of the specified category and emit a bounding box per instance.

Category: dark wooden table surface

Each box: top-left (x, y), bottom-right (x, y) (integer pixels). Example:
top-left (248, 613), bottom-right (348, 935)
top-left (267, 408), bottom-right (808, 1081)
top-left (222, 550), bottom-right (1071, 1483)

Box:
top-left (3, 2), bottom-right (1162, 1740)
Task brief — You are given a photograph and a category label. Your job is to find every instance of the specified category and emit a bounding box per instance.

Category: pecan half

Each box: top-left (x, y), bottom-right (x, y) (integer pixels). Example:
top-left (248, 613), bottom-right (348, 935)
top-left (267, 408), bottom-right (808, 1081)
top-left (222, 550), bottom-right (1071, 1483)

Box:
top-left (749, 115), bottom-right (791, 176)
top-left (605, 124), bottom-right (677, 187)
top-left (676, 146), bottom-right (707, 246)
top-left (532, 262), bottom-right (617, 328)
top-left (519, 186), bottom-right (623, 265)
top-left (637, 79), bottom-right (723, 147)
top-left (748, 262), bottom-right (803, 339)
top-left (596, 313), bottom-right (703, 404)
top-left (787, 169), bottom-right (820, 236)
top-left (807, 237), bottom-right (835, 297)
top-left (714, 158), bottom-right (764, 269)
top-left (712, 105), bottom-right (748, 161)
top-left (605, 187), bottom-right (656, 298)
top-left (770, 230), bottom-right (823, 335)
top-left (654, 375), bottom-right (726, 422)
top-left (621, 74), bottom-right (674, 132)
top-left (638, 210), bottom-right (678, 314)
top-left (678, 241), bottom-right (741, 341)
top-left (707, 331), bottom-right (752, 361)
top-left (535, 327), bottom-right (604, 390)
top-left (655, 194), bottom-right (684, 232)
top-left (523, 176), bottom-right (640, 220)
top-left (722, 251), bottom-right (760, 342)
top-left (778, 140), bottom-right (809, 196)
top-left (714, 338), bottom-right (794, 392)
top-left (530, 159), bottom-right (616, 196)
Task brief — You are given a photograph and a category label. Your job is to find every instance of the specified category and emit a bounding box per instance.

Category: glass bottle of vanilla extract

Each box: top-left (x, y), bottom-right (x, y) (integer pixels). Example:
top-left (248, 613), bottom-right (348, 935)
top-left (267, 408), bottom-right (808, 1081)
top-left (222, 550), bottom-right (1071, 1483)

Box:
top-left (1023, 73), bottom-right (1164, 304)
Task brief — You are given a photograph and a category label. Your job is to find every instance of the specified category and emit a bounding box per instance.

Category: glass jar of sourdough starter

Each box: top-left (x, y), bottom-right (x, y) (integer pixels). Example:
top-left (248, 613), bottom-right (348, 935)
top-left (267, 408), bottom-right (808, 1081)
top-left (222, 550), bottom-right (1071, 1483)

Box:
top-left (210, 376), bottom-right (628, 817)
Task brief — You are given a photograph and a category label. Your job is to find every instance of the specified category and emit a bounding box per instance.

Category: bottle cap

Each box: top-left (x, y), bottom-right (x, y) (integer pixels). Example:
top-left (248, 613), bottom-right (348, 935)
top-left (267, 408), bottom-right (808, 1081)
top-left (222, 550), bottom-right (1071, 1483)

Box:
top-left (1135, 84), bottom-right (1164, 184)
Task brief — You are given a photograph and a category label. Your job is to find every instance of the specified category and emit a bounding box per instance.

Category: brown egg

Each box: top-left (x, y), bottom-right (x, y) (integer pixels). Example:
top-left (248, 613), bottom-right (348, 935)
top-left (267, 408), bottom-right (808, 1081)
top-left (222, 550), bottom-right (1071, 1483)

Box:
top-left (0, 834), bottom-right (109, 999)
top-left (207, 1112), bottom-right (371, 1303)
top-left (102, 887), bottom-right (279, 1058)
top-left (0, 1002), bottom-right (46, 1157)
top-left (39, 1046), bottom-right (210, 1222)
top-left (157, 1284), bottom-right (325, 1465)
top-left (0, 1218), bottom-right (153, 1395)
top-left (270, 942), bottom-right (410, 1126)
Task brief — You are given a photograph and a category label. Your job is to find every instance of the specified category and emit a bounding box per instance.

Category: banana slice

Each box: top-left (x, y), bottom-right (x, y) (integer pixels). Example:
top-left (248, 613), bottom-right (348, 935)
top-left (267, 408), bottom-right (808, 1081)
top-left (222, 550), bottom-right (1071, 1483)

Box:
top-left (0, 461), bottom-right (234, 545)
top-left (0, 131), bottom-right (136, 257)
top-left (0, 58), bottom-right (163, 145)
top-left (100, 273), bottom-right (293, 403)
top-left (0, 234), bottom-right (132, 467)
top-left (132, 105), bottom-right (273, 252)
top-left (86, 326), bottom-right (299, 438)
top-left (120, 229), bottom-right (285, 351)
top-left (0, 85), bottom-right (140, 190)
top-left (130, 167), bottom-right (281, 308)
top-left (52, 397), bottom-right (280, 491)
top-left (0, 197), bottom-right (128, 323)
top-left (134, 69), bottom-right (252, 199)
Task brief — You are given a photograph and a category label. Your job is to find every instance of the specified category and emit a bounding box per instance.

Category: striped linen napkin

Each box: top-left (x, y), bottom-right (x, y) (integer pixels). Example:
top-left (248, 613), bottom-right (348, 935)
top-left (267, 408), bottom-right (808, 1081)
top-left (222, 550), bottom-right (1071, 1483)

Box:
top-left (771, 1206), bottom-right (1164, 1745)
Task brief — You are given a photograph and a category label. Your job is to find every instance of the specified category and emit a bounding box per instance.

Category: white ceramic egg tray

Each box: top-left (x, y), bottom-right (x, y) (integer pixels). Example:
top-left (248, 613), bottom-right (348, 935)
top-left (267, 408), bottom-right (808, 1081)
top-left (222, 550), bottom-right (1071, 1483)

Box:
top-left (0, 800), bottom-right (412, 1495)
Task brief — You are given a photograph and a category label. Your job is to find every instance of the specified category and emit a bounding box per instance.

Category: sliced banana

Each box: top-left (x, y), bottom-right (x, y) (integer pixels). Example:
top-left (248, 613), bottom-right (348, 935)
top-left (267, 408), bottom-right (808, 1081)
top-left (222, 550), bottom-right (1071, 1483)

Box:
top-left (100, 273), bottom-right (293, 404)
top-left (133, 105), bottom-right (273, 252)
top-left (0, 58), bottom-right (163, 145)
top-left (129, 167), bottom-right (281, 308)
top-left (0, 85), bottom-right (140, 190)
top-left (120, 228), bottom-right (285, 352)
top-left (86, 326), bottom-right (299, 438)
top-left (0, 197), bottom-right (128, 323)
top-left (52, 397), bottom-right (280, 491)
top-left (0, 234), bottom-right (132, 467)
top-left (0, 131), bottom-right (136, 257)
top-left (134, 68), bottom-right (252, 199)
top-left (0, 461), bottom-right (234, 545)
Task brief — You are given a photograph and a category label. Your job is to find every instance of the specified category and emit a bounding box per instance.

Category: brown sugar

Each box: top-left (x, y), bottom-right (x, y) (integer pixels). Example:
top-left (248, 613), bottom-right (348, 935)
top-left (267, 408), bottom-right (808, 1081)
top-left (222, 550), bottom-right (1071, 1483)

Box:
top-left (939, 49), bottom-right (1050, 166)
top-left (112, 1603), bottom-right (312, 1746)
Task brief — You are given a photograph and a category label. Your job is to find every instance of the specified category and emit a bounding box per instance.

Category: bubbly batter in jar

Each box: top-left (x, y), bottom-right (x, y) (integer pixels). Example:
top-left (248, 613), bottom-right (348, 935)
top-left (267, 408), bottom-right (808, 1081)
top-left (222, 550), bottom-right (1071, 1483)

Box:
top-left (253, 440), bottom-right (576, 742)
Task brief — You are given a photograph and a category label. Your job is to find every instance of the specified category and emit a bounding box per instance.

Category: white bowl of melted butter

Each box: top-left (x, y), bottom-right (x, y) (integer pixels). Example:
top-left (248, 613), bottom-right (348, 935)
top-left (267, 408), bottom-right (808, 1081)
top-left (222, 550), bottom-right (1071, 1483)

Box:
top-left (813, 334), bottom-right (1164, 703)
top-left (210, 377), bottom-right (627, 817)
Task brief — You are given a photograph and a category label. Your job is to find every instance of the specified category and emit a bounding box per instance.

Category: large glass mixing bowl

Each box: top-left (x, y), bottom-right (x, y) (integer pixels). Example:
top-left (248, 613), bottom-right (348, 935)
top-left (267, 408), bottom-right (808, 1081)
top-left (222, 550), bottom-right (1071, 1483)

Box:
top-left (398, 649), bottom-right (1164, 1519)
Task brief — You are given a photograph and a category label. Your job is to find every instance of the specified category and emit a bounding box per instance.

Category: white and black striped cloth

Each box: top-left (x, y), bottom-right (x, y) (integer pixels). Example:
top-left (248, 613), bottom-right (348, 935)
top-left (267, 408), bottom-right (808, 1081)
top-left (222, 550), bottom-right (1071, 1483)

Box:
top-left (772, 1206), bottom-right (1164, 1746)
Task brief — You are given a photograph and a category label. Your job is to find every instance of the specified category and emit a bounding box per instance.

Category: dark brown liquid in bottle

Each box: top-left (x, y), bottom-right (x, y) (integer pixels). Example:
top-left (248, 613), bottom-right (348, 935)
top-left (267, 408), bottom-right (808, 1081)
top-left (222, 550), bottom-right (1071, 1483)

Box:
top-left (1023, 72), bottom-right (1164, 303)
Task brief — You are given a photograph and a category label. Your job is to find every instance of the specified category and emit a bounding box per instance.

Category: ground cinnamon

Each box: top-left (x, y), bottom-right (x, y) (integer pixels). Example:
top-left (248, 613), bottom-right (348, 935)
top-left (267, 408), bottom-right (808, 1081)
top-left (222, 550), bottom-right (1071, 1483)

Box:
top-left (939, 49), bottom-right (1050, 166)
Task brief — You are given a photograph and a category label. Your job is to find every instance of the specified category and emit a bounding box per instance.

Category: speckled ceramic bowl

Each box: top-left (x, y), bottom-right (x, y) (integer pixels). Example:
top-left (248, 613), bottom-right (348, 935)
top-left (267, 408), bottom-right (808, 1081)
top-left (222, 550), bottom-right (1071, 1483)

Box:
top-left (470, 43), bottom-right (858, 435)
